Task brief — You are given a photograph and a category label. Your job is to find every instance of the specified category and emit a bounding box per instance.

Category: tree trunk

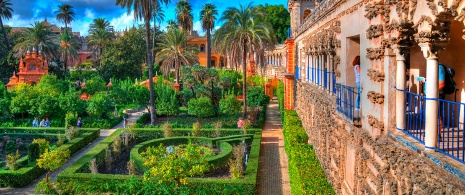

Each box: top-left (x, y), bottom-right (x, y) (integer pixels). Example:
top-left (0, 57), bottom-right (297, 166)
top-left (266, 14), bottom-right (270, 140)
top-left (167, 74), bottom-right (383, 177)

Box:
top-left (64, 52), bottom-right (67, 79)
top-left (46, 172), bottom-right (50, 183)
top-left (146, 19), bottom-right (156, 126)
top-left (206, 29), bottom-right (211, 68)
top-left (242, 43), bottom-right (247, 118)
top-left (0, 18), bottom-right (10, 51)
top-left (152, 15), bottom-right (157, 64)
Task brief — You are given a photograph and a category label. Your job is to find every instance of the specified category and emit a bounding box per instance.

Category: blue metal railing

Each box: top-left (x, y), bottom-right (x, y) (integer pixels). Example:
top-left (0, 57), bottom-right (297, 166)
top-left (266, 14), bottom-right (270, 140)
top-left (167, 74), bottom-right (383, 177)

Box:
top-left (336, 83), bottom-right (355, 120)
top-left (437, 98), bottom-right (465, 163)
top-left (400, 89), bottom-right (465, 163)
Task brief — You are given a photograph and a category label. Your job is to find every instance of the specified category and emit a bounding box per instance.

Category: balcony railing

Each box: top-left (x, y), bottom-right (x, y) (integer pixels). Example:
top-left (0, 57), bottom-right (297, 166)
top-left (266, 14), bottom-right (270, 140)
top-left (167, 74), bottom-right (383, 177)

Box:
top-left (309, 68), bottom-right (336, 94)
top-left (335, 83), bottom-right (355, 121)
top-left (400, 90), bottom-right (465, 163)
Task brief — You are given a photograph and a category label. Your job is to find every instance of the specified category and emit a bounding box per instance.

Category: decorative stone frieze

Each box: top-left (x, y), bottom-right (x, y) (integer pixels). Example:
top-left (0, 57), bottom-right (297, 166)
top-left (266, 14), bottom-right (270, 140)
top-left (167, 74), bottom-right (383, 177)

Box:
top-left (366, 47), bottom-right (384, 60)
top-left (366, 24), bottom-right (384, 39)
top-left (367, 115), bottom-right (384, 131)
top-left (367, 68), bottom-right (385, 82)
top-left (367, 91), bottom-right (384, 104)
top-left (364, 1), bottom-right (384, 20)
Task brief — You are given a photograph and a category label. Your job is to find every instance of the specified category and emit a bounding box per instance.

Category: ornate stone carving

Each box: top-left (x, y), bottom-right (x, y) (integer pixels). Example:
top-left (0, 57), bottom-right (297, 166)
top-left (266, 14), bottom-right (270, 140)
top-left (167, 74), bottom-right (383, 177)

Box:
top-left (367, 68), bottom-right (385, 82)
top-left (367, 115), bottom-right (384, 131)
top-left (364, 1), bottom-right (384, 20)
top-left (366, 47), bottom-right (384, 60)
top-left (367, 91), bottom-right (385, 104)
top-left (366, 24), bottom-right (384, 39)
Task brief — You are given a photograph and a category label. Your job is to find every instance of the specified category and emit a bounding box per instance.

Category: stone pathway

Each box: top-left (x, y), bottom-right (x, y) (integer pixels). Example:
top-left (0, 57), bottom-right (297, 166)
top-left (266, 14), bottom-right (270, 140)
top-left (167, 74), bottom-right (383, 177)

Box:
top-left (256, 98), bottom-right (291, 195)
top-left (0, 111), bottom-right (144, 195)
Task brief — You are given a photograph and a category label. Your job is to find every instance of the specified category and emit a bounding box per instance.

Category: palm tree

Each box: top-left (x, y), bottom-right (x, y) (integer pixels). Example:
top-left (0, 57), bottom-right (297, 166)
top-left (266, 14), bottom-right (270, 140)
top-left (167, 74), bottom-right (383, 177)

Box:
top-left (54, 4), bottom-right (75, 32)
top-left (0, 0), bottom-right (13, 51)
top-left (89, 18), bottom-right (112, 33)
top-left (59, 30), bottom-right (79, 74)
top-left (13, 21), bottom-right (58, 60)
top-left (116, 0), bottom-right (170, 126)
top-left (175, 0), bottom-right (193, 33)
top-left (155, 28), bottom-right (198, 83)
top-left (200, 3), bottom-right (217, 68)
top-left (213, 3), bottom-right (276, 118)
top-left (166, 20), bottom-right (178, 31)
top-left (87, 28), bottom-right (114, 67)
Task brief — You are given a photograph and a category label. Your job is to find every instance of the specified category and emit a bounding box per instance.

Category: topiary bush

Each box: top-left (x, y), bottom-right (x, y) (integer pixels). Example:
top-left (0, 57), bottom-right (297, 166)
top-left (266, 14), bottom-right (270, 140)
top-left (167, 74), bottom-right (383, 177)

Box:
top-left (28, 143), bottom-right (40, 163)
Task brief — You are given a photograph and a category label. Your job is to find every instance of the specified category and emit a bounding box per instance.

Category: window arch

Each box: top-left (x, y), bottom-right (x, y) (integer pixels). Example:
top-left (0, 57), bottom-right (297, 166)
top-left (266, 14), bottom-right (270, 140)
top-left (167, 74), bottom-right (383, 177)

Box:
top-left (200, 44), bottom-right (206, 52)
top-left (303, 9), bottom-right (312, 20)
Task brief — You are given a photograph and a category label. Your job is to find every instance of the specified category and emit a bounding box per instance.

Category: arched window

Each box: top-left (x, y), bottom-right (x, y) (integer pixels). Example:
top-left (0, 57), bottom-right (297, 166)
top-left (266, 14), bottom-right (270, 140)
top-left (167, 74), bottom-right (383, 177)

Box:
top-left (200, 44), bottom-right (205, 52)
top-left (303, 9), bottom-right (312, 20)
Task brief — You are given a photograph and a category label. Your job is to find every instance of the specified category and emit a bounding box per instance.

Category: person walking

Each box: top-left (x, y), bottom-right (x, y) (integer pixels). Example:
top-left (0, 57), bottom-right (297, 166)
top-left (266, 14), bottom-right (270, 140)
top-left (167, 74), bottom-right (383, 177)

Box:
top-left (32, 118), bottom-right (39, 127)
top-left (45, 118), bottom-right (50, 127)
top-left (77, 117), bottom-right (82, 127)
top-left (39, 119), bottom-right (45, 128)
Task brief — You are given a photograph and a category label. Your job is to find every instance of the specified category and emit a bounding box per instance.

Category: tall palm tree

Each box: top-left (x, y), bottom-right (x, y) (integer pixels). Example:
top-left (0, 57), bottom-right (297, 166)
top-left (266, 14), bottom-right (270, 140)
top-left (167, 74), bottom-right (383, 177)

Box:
top-left (166, 19), bottom-right (178, 31)
top-left (59, 30), bottom-right (79, 74)
top-left (200, 3), bottom-right (217, 68)
top-left (54, 4), bottom-right (75, 32)
top-left (87, 27), bottom-right (114, 67)
top-left (213, 3), bottom-right (276, 118)
top-left (155, 28), bottom-right (198, 83)
top-left (89, 18), bottom-right (112, 33)
top-left (175, 0), bottom-right (193, 33)
top-left (0, 0), bottom-right (13, 51)
top-left (116, 0), bottom-right (170, 126)
top-left (13, 21), bottom-right (58, 60)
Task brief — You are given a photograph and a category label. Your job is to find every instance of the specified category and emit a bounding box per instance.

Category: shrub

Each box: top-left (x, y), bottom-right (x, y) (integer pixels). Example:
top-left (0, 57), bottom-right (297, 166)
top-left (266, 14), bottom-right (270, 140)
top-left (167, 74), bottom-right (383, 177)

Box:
top-left (162, 122), bottom-right (173, 138)
top-left (6, 150), bottom-right (20, 171)
top-left (32, 138), bottom-right (50, 155)
top-left (28, 143), bottom-right (40, 163)
top-left (57, 134), bottom-right (66, 147)
top-left (65, 112), bottom-right (78, 128)
top-left (34, 178), bottom-right (57, 194)
top-left (229, 146), bottom-right (244, 180)
top-left (89, 158), bottom-right (98, 174)
top-left (66, 126), bottom-right (80, 141)
top-left (192, 122), bottom-right (201, 137)
top-left (219, 95), bottom-right (242, 120)
top-left (187, 97), bottom-right (215, 122)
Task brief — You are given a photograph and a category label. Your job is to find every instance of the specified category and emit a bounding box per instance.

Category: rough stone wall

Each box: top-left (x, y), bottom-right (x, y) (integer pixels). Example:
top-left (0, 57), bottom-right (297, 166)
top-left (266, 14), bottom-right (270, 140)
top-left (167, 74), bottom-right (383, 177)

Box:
top-left (295, 81), bottom-right (465, 194)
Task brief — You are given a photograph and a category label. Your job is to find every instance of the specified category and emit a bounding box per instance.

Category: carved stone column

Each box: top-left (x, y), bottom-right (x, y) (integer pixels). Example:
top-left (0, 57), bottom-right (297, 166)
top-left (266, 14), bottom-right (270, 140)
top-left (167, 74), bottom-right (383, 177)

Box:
top-left (419, 42), bottom-right (439, 150)
top-left (306, 53), bottom-right (310, 82)
top-left (319, 52), bottom-right (324, 86)
top-left (393, 46), bottom-right (408, 131)
top-left (327, 51), bottom-right (335, 93)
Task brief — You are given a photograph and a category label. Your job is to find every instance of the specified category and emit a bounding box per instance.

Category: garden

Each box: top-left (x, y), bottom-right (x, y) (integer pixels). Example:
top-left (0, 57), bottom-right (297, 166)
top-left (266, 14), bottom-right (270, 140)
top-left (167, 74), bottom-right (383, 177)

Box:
top-left (0, 127), bottom-right (99, 188)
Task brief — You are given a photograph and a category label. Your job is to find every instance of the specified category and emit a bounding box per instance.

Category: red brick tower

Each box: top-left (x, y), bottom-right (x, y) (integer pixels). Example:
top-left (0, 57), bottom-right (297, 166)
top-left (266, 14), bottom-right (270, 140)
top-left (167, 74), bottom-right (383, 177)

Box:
top-left (7, 49), bottom-right (49, 89)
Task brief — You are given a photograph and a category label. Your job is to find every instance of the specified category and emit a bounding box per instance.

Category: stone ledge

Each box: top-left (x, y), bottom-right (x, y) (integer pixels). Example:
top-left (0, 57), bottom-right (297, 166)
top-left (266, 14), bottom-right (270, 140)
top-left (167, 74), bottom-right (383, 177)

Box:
top-left (388, 131), bottom-right (465, 182)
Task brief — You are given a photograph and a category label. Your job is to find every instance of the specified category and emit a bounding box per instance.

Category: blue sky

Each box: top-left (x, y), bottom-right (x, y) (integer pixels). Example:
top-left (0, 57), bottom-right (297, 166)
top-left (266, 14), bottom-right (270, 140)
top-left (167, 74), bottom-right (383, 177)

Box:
top-left (5, 0), bottom-right (287, 36)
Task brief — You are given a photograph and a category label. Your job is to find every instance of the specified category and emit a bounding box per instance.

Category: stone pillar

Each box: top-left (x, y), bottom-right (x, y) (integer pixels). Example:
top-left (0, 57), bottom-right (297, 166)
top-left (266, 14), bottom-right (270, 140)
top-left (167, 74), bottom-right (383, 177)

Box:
top-left (327, 52), bottom-right (334, 92)
top-left (419, 43), bottom-right (439, 149)
top-left (319, 53), bottom-right (324, 86)
top-left (393, 46), bottom-right (407, 131)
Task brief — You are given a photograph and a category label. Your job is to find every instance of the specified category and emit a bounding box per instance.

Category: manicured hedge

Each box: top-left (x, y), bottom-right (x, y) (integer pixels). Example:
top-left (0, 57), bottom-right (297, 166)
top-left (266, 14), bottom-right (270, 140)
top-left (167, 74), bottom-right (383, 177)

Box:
top-left (57, 130), bottom-right (262, 194)
top-left (281, 110), bottom-right (335, 194)
top-left (276, 81), bottom-right (284, 121)
top-left (0, 128), bottom-right (100, 187)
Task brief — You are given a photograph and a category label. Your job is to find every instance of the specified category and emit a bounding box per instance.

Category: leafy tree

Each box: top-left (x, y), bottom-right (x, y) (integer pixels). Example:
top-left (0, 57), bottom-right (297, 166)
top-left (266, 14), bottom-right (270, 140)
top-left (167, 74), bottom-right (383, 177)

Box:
top-left (86, 91), bottom-right (112, 120)
top-left (0, 0), bottom-right (13, 51)
top-left (219, 95), bottom-right (242, 120)
top-left (89, 18), bottom-right (112, 33)
top-left (116, 0), bottom-right (170, 126)
top-left (37, 147), bottom-right (70, 183)
top-left (200, 3), bottom-right (218, 68)
top-left (257, 4), bottom-right (290, 43)
top-left (187, 97), bottom-right (214, 123)
top-left (0, 82), bottom-right (11, 118)
top-left (84, 76), bottom-right (107, 95)
top-left (9, 83), bottom-right (34, 117)
top-left (87, 26), bottom-right (114, 67)
top-left (58, 89), bottom-right (86, 116)
top-left (155, 28), bottom-right (198, 83)
top-left (59, 30), bottom-right (79, 77)
top-left (99, 26), bottom-right (145, 81)
top-left (155, 80), bottom-right (178, 121)
top-left (0, 47), bottom-right (18, 84)
top-left (213, 3), bottom-right (276, 118)
top-left (218, 69), bottom-right (242, 95)
top-left (152, 3), bottom-right (165, 64)
top-left (246, 86), bottom-right (269, 109)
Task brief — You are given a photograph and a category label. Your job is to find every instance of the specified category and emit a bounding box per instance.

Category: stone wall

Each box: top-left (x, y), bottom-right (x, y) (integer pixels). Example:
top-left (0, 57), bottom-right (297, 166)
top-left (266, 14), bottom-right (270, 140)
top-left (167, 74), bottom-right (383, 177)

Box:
top-left (295, 81), bottom-right (465, 194)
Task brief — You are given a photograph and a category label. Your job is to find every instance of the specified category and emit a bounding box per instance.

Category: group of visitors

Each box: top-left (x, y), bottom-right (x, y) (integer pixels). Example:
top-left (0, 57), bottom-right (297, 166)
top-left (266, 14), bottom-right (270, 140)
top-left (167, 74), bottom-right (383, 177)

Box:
top-left (32, 117), bottom-right (51, 128)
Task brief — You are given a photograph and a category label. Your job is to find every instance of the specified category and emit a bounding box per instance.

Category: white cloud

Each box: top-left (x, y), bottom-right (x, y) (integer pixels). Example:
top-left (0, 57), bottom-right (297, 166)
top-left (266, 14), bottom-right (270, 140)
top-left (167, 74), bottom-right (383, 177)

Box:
top-left (109, 11), bottom-right (140, 33)
top-left (193, 21), bottom-right (203, 36)
top-left (85, 9), bottom-right (95, 18)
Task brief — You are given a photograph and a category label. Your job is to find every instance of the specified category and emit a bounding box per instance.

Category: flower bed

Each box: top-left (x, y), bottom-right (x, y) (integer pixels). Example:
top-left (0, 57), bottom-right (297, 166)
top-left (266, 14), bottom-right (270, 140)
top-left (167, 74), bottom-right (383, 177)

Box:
top-left (0, 127), bottom-right (100, 187)
top-left (57, 128), bottom-right (261, 194)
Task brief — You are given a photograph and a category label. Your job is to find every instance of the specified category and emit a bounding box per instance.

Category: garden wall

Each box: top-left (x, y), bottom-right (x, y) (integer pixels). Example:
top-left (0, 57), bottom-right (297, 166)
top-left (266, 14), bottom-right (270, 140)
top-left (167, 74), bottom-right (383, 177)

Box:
top-left (295, 82), bottom-right (465, 194)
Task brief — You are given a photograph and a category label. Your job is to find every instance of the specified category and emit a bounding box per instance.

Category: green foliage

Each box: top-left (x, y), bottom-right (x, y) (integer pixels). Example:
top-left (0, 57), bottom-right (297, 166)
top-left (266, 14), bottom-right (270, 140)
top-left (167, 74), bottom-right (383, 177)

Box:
top-left (229, 146), bottom-right (244, 180)
top-left (34, 179), bottom-right (57, 194)
top-left (6, 150), bottom-right (20, 171)
top-left (84, 76), bottom-right (107, 95)
top-left (65, 112), bottom-right (78, 128)
top-left (70, 70), bottom-right (99, 81)
top-left (187, 97), bottom-right (215, 121)
top-left (218, 69), bottom-right (242, 95)
top-left (99, 27), bottom-right (145, 81)
top-left (281, 109), bottom-right (335, 194)
top-left (37, 147), bottom-right (70, 182)
top-left (32, 138), bottom-right (50, 155)
top-left (57, 134), bottom-right (66, 147)
top-left (192, 122), bottom-right (201, 137)
top-left (276, 81), bottom-right (284, 121)
top-left (257, 4), bottom-right (290, 43)
top-left (155, 80), bottom-right (178, 119)
top-left (65, 126), bottom-right (80, 141)
top-left (0, 50), bottom-right (19, 85)
top-left (86, 91), bottom-right (112, 119)
top-left (59, 92), bottom-right (86, 117)
top-left (246, 86), bottom-right (269, 109)
top-left (219, 95), bottom-right (242, 118)
top-left (28, 143), bottom-right (41, 163)
top-left (142, 141), bottom-right (213, 186)
top-left (162, 122), bottom-right (173, 138)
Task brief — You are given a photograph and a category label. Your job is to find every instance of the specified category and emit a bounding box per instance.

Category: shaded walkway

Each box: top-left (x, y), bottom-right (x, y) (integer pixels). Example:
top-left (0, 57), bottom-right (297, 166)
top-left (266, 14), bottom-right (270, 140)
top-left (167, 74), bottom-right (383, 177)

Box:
top-left (256, 98), bottom-right (291, 195)
top-left (0, 111), bottom-right (144, 195)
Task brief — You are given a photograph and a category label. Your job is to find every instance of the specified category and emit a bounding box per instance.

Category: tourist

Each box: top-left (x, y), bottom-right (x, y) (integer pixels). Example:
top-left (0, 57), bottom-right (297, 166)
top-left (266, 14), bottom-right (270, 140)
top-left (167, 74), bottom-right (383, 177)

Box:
top-left (32, 117), bottom-right (39, 127)
top-left (39, 119), bottom-right (45, 128)
top-left (353, 56), bottom-right (361, 110)
top-left (237, 117), bottom-right (245, 129)
top-left (123, 117), bottom-right (127, 128)
top-left (77, 117), bottom-right (82, 127)
top-left (45, 118), bottom-right (50, 127)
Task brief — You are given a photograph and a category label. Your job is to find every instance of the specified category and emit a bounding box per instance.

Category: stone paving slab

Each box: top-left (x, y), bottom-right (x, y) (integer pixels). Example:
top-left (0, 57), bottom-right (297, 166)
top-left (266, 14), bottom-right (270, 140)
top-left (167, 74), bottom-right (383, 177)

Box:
top-left (257, 100), bottom-right (291, 195)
